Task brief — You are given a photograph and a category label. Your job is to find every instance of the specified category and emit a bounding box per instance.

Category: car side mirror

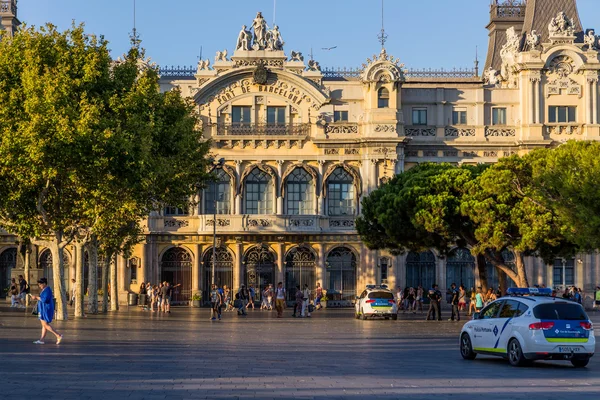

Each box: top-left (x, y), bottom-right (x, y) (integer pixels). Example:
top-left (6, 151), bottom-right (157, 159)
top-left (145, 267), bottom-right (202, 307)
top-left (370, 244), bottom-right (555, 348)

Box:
top-left (355, 296), bottom-right (360, 300)
top-left (473, 312), bottom-right (480, 320)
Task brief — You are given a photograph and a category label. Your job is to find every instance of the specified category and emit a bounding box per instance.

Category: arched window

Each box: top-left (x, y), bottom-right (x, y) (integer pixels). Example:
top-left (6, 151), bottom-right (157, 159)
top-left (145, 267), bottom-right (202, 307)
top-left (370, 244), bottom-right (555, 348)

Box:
top-left (486, 249), bottom-right (514, 289)
top-left (285, 168), bottom-right (314, 215)
top-left (245, 168), bottom-right (273, 214)
top-left (38, 249), bottom-right (70, 294)
top-left (326, 247), bottom-right (357, 301)
top-left (378, 87), bottom-right (390, 108)
top-left (160, 247), bottom-right (192, 304)
top-left (203, 247), bottom-right (234, 302)
top-left (406, 251), bottom-right (436, 290)
top-left (327, 167), bottom-right (355, 216)
top-left (446, 248), bottom-right (475, 291)
top-left (205, 168), bottom-right (231, 215)
top-left (285, 247), bottom-right (316, 302)
top-left (0, 248), bottom-right (17, 297)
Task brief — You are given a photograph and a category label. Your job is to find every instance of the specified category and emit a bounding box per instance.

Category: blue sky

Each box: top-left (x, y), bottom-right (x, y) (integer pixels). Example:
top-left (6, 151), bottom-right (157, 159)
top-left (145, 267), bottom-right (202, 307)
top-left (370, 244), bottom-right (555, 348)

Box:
top-left (19, 0), bottom-right (600, 70)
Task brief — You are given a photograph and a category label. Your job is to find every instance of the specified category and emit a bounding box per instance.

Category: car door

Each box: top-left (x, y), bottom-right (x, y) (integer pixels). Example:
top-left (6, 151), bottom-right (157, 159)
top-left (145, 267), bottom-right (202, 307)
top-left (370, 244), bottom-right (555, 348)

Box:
top-left (472, 301), bottom-right (503, 351)
top-left (492, 300), bottom-right (523, 353)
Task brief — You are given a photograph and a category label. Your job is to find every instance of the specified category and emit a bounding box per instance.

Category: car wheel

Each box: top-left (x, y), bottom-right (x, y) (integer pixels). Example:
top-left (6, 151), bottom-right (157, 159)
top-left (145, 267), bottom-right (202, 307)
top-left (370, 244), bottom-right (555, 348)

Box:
top-left (354, 309), bottom-right (360, 319)
top-left (571, 358), bottom-right (590, 368)
top-left (508, 339), bottom-right (529, 367)
top-left (460, 333), bottom-right (477, 360)
top-left (361, 308), bottom-right (368, 320)
top-left (392, 314), bottom-right (398, 320)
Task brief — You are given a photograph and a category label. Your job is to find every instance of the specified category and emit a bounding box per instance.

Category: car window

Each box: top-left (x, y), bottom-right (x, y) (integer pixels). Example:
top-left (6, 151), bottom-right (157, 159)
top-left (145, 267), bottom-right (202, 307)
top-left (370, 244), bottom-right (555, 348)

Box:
top-left (367, 291), bottom-right (394, 299)
top-left (360, 290), bottom-right (367, 299)
top-left (515, 302), bottom-right (529, 317)
top-left (479, 301), bottom-right (502, 319)
top-left (498, 300), bottom-right (521, 318)
top-left (533, 303), bottom-right (588, 320)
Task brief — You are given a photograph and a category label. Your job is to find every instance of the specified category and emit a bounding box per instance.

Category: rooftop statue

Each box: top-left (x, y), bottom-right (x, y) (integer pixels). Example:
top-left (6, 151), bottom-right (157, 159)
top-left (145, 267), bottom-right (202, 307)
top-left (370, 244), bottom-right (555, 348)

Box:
top-left (252, 12), bottom-right (268, 50)
top-left (584, 30), bottom-right (598, 50)
top-left (215, 49), bottom-right (228, 62)
top-left (266, 25), bottom-right (284, 51)
top-left (549, 11), bottom-right (575, 37)
top-left (235, 13), bottom-right (285, 52)
top-left (290, 51), bottom-right (304, 62)
top-left (236, 25), bottom-right (252, 51)
top-left (526, 30), bottom-right (541, 50)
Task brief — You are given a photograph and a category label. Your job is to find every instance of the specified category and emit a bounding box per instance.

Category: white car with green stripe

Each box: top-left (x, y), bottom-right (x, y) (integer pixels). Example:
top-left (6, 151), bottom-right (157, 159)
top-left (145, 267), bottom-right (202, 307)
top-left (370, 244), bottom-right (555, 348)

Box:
top-left (355, 285), bottom-right (398, 320)
top-left (460, 288), bottom-right (595, 367)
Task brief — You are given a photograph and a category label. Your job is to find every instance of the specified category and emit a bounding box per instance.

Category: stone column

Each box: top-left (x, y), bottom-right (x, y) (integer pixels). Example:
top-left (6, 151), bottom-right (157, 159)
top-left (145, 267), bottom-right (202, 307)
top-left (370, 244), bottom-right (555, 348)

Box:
top-left (193, 244), bottom-right (201, 295)
top-left (276, 241), bottom-right (285, 284)
top-left (139, 242), bottom-right (147, 286)
top-left (529, 77), bottom-right (536, 125)
top-left (316, 243), bottom-right (326, 288)
top-left (586, 78), bottom-right (593, 125)
top-left (151, 241), bottom-right (159, 284)
top-left (118, 254), bottom-right (126, 292)
top-left (535, 79), bottom-right (541, 124)
top-left (369, 159), bottom-right (378, 192)
top-left (593, 79), bottom-right (598, 125)
top-left (234, 239), bottom-right (243, 291)
top-left (318, 160), bottom-right (326, 216)
top-left (276, 160), bottom-right (284, 215)
top-left (235, 160), bottom-right (242, 215)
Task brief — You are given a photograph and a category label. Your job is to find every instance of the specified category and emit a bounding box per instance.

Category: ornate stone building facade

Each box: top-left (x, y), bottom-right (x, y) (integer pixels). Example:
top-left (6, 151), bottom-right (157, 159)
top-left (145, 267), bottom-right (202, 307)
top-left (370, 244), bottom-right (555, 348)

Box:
top-left (2, 0), bottom-right (600, 305)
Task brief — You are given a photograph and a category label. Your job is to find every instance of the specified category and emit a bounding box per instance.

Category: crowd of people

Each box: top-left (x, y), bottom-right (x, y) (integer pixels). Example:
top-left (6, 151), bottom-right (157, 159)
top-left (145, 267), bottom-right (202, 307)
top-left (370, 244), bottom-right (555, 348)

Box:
top-left (138, 281), bottom-right (181, 313)
top-left (8, 275), bottom-right (29, 308)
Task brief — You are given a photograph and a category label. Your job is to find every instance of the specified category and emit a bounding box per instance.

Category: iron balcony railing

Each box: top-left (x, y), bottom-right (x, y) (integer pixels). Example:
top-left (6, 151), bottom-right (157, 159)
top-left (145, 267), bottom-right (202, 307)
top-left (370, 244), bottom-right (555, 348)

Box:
top-left (216, 123), bottom-right (311, 136)
top-left (491, 2), bottom-right (527, 19)
top-left (159, 65), bottom-right (196, 77)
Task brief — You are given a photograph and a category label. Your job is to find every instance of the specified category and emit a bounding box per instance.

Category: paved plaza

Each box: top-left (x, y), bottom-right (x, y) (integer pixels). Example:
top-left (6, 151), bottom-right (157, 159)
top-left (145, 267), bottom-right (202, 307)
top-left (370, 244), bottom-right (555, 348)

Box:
top-left (0, 305), bottom-right (599, 400)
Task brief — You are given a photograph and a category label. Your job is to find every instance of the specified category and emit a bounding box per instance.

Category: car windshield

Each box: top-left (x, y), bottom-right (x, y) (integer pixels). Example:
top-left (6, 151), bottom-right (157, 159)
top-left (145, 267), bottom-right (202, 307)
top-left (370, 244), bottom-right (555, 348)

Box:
top-left (533, 303), bottom-right (588, 321)
top-left (368, 292), bottom-right (393, 299)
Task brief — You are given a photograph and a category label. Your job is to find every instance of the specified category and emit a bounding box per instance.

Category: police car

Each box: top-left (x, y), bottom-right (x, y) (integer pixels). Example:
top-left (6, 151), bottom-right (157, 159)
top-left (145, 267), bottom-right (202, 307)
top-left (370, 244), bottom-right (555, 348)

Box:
top-left (355, 285), bottom-right (398, 320)
top-left (460, 288), bottom-right (595, 367)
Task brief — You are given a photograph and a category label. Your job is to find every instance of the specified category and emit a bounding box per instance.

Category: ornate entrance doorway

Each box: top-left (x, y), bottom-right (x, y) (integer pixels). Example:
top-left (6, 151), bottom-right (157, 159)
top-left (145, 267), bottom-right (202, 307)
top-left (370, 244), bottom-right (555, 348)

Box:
top-left (285, 247), bottom-right (316, 303)
top-left (203, 247), bottom-right (234, 304)
top-left (326, 247), bottom-right (357, 302)
top-left (0, 248), bottom-right (17, 297)
top-left (446, 248), bottom-right (475, 291)
top-left (244, 245), bottom-right (275, 304)
top-left (160, 247), bottom-right (192, 304)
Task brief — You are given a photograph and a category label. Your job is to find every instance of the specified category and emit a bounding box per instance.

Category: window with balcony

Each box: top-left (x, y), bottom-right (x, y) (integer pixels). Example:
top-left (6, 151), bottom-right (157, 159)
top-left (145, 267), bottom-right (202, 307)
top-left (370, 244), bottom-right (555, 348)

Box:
top-left (285, 168), bottom-right (314, 215)
top-left (548, 106), bottom-right (576, 123)
top-left (378, 87), bottom-right (390, 108)
top-left (164, 205), bottom-right (188, 216)
top-left (245, 168), bottom-right (273, 214)
top-left (232, 106), bottom-right (252, 125)
top-left (267, 106), bottom-right (286, 125)
top-left (204, 169), bottom-right (231, 215)
top-left (412, 108), bottom-right (427, 125)
top-left (452, 108), bottom-right (467, 125)
top-left (492, 107), bottom-right (507, 125)
top-left (327, 167), bottom-right (355, 216)
top-left (334, 110), bottom-right (349, 122)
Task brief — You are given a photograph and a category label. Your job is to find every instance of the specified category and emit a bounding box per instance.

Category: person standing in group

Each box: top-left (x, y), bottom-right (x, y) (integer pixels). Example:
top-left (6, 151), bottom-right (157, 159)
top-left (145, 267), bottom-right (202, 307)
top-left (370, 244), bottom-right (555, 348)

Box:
top-left (396, 286), bottom-right (403, 312)
top-left (416, 285), bottom-right (424, 314)
top-left (475, 287), bottom-right (484, 313)
top-left (223, 285), bottom-right (233, 312)
top-left (449, 283), bottom-right (460, 322)
top-left (458, 284), bottom-right (467, 312)
top-left (594, 286), bottom-right (600, 311)
top-left (314, 282), bottom-right (323, 310)
top-left (237, 285), bottom-right (249, 316)
top-left (246, 284), bottom-right (256, 310)
top-left (468, 288), bottom-right (477, 316)
top-left (261, 286), bottom-right (270, 310)
top-left (293, 285), bottom-right (303, 317)
top-left (9, 278), bottom-right (20, 308)
top-left (426, 284), bottom-right (442, 321)
top-left (30, 278), bottom-right (63, 345)
top-left (18, 275), bottom-right (29, 307)
top-left (301, 284), bottom-right (311, 317)
top-left (267, 284), bottom-right (274, 310)
top-left (275, 282), bottom-right (286, 318)
top-left (69, 279), bottom-right (76, 307)
top-left (210, 284), bottom-right (222, 321)
top-left (406, 287), bottom-right (416, 314)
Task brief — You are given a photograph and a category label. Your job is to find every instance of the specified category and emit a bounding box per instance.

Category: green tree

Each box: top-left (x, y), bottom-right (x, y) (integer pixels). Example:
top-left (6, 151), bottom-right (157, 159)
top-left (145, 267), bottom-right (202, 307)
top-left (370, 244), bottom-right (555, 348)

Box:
top-left (0, 24), bottom-right (210, 319)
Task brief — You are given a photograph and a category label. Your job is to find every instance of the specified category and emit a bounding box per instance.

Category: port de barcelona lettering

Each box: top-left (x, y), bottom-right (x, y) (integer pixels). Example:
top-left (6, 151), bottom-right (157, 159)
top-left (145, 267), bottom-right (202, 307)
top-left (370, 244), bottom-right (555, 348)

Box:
top-left (215, 81), bottom-right (310, 106)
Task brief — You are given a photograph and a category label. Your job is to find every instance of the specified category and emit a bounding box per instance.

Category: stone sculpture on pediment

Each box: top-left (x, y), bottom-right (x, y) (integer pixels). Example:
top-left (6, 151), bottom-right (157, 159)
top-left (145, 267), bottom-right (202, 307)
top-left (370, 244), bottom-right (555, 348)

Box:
top-left (236, 25), bottom-right (252, 51)
top-left (584, 30), bottom-right (598, 50)
top-left (484, 67), bottom-right (501, 86)
top-left (549, 12), bottom-right (575, 37)
top-left (499, 27), bottom-right (520, 88)
top-left (526, 30), bottom-right (541, 50)
top-left (266, 25), bottom-right (284, 51)
top-left (215, 49), bottom-right (228, 62)
top-left (307, 59), bottom-right (321, 72)
top-left (252, 12), bottom-right (268, 50)
top-left (290, 51), bottom-right (304, 62)
top-left (197, 58), bottom-right (211, 73)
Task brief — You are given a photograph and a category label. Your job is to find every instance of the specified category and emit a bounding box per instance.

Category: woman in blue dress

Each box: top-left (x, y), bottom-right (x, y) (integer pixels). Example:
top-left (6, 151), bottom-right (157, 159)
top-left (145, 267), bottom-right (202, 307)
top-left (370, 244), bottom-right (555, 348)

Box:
top-left (30, 278), bottom-right (63, 345)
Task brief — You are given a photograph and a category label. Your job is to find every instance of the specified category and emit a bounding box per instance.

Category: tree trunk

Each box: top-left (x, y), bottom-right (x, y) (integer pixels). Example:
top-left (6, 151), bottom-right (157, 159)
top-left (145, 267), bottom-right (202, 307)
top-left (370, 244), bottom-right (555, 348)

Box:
top-left (87, 238), bottom-right (99, 314)
top-left (110, 253), bottom-right (119, 311)
top-left (476, 254), bottom-right (488, 293)
top-left (24, 248), bottom-right (31, 307)
top-left (50, 242), bottom-right (68, 321)
top-left (101, 253), bottom-right (110, 313)
top-left (498, 269), bottom-right (508, 294)
top-left (514, 251), bottom-right (530, 288)
top-left (74, 242), bottom-right (85, 317)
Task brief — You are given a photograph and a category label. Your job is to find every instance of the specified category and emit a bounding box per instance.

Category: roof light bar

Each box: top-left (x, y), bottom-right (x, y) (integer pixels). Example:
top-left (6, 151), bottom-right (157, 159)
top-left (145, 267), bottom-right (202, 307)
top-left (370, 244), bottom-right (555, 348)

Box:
top-left (507, 287), bottom-right (553, 296)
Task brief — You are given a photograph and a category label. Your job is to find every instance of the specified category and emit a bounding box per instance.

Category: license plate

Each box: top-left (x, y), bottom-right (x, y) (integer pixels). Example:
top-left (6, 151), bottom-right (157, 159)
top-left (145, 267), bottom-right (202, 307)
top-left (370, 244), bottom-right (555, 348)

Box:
top-left (558, 346), bottom-right (582, 353)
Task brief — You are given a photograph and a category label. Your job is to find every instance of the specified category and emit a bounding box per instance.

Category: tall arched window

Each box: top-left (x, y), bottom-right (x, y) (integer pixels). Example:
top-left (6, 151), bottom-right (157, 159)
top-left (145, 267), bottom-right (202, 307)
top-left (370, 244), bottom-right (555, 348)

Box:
top-left (446, 248), bottom-right (475, 291)
top-left (205, 168), bottom-right (231, 214)
top-left (245, 168), bottom-right (273, 214)
top-left (285, 168), bottom-right (314, 215)
top-left (406, 251), bottom-right (436, 290)
top-left (378, 87), bottom-right (390, 108)
top-left (327, 167), bottom-right (355, 216)
top-left (0, 248), bottom-right (17, 297)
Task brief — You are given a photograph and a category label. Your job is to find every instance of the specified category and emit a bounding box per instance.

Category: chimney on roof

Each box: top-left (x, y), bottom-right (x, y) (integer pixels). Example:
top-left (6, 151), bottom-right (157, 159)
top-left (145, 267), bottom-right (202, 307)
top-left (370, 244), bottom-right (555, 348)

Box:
top-left (484, 0), bottom-right (527, 73)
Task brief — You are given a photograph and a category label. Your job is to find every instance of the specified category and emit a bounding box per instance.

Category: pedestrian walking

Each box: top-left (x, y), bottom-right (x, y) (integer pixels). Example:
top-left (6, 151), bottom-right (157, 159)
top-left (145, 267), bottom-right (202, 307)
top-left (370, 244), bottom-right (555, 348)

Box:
top-left (416, 285), bottom-right (424, 313)
top-left (301, 284), bottom-right (311, 317)
top-left (246, 284), bottom-right (255, 310)
top-left (594, 286), bottom-right (600, 311)
top-left (406, 287), bottom-right (416, 313)
top-left (293, 285), bottom-right (303, 317)
top-left (237, 285), bottom-right (249, 315)
top-left (315, 282), bottom-right (323, 310)
top-left (426, 284), bottom-right (442, 321)
top-left (449, 283), bottom-right (460, 321)
top-left (475, 287), bottom-right (484, 313)
top-left (275, 282), bottom-right (286, 318)
top-left (396, 286), bottom-right (403, 311)
top-left (69, 279), bottom-right (76, 307)
top-left (18, 275), bottom-right (29, 307)
top-left (30, 278), bottom-right (63, 345)
top-left (458, 284), bottom-right (467, 312)
top-left (267, 284), bottom-right (274, 310)
top-left (468, 288), bottom-right (477, 316)
top-left (261, 286), bottom-right (270, 310)
top-left (210, 284), bottom-right (222, 321)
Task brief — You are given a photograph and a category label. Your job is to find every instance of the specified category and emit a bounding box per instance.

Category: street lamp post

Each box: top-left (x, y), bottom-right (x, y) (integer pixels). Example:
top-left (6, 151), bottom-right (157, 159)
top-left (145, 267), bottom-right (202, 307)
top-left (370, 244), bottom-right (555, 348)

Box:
top-left (211, 158), bottom-right (225, 287)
